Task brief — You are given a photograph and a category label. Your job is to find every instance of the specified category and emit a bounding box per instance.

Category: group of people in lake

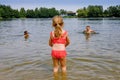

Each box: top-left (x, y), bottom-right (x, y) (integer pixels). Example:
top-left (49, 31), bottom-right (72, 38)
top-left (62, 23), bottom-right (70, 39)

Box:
top-left (23, 16), bottom-right (97, 75)
top-left (24, 26), bottom-right (96, 40)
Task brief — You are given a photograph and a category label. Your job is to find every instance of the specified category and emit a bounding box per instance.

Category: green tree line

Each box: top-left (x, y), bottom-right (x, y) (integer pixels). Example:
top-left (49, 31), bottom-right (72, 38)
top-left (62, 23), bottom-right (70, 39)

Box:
top-left (0, 4), bottom-right (120, 19)
top-left (0, 4), bottom-right (61, 19)
top-left (77, 5), bottom-right (120, 17)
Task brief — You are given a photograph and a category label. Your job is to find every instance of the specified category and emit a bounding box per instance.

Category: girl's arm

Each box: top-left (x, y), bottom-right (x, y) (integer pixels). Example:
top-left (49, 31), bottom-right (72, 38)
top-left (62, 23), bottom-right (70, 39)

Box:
top-left (49, 36), bottom-right (53, 47)
top-left (65, 35), bottom-right (70, 47)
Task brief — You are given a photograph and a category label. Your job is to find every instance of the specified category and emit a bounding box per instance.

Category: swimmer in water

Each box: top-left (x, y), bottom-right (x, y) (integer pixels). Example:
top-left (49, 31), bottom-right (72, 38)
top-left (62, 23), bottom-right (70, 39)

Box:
top-left (24, 31), bottom-right (29, 40)
top-left (83, 26), bottom-right (96, 34)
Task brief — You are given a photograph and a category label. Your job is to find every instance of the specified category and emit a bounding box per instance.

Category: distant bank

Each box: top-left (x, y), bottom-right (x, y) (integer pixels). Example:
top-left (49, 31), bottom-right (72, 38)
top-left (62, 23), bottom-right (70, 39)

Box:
top-left (0, 4), bottom-right (120, 19)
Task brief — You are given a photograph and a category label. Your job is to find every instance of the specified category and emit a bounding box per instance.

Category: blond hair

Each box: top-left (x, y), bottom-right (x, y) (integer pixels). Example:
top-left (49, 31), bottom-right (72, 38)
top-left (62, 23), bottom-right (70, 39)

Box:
top-left (52, 15), bottom-right (64, 38)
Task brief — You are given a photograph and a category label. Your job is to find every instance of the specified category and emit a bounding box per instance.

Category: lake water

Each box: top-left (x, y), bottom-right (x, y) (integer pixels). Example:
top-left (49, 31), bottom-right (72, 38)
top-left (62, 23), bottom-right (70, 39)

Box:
top-left (0, 18), bottom-right (120, 80)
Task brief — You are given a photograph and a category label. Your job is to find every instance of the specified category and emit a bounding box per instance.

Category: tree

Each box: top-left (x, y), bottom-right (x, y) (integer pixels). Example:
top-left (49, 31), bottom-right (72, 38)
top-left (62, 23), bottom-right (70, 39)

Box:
top-left (12, 9), bottom-right (20, 18)
top-left (39, 7), bottom-right (48, 18)
top-left (59, 9), bottom-right (67, 15)
top-left (48, 8), bottom-right (59, 17)
top-left (19, 8), bottom-right (26, 18)
top-left (107, 5), bottom-right (120, 17)
top-left (103, 10), bottom-right (109, 17)
top-left (77, 7), bottom-right (88, 17)
top-left (26, 9), bottom-right (35, 18)
top-left (34, 8), bottom-right (39, 18)
top-left (87, 5), bottom-right (103, 17)
top-left (0, 8), bottom-right (4, 18)
top-left (0, 5), bottom-right (13, 18)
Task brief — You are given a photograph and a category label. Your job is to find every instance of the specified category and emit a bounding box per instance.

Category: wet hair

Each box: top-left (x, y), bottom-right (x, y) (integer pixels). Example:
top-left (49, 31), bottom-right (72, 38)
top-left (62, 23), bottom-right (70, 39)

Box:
top-left (52, 15), bottom-right (64, 38)
top-left (24, 31), bottom-right (28, 35)
top-left (86, 26), bottom-right (90, 28)
top-left (86, 26), bottom-right (90, 31)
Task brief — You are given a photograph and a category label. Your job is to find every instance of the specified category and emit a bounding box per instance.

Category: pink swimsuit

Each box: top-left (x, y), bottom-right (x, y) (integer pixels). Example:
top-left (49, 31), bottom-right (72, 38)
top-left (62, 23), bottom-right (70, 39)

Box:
top-left (50, 31), bottom-right (67, 59)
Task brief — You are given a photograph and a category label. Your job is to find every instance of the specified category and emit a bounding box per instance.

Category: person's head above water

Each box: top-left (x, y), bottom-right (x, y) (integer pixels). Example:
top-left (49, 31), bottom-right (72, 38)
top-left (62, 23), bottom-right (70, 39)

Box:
top-left (24, 31), bottom-right (29, 40)
top-left (24, 31), bottom-right (28, 35)
top-left (86, 26), bottom-right (91, 31)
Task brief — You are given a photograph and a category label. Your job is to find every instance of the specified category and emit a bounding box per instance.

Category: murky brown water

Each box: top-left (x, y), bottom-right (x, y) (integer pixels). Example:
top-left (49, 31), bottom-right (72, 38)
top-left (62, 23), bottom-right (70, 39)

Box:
top-left (0, 18), bottom-right (120, 80)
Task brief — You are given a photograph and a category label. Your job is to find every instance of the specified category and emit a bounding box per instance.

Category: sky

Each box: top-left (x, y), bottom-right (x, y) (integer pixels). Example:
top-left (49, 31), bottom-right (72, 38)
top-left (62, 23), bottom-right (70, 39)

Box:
top-left (0, 0), bottom-right (120, 11)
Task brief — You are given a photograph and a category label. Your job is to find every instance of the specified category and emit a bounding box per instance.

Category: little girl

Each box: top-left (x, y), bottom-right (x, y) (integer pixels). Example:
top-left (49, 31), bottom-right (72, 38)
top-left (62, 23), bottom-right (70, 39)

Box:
top-left (49, 15), bottom-right (70, 73)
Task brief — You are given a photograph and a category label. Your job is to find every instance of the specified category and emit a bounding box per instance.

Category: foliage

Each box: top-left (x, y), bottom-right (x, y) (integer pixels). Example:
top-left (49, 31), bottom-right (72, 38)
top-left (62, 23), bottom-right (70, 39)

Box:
top-left (77, 5), bottom-right (103, 17)
top-left (107, 5), bottom-right (120, 17)
top-left (0, 5), bottom-right (13, 18)
top-left (77, 7), bottom-right (88, 17)
top-left (77, 5), bottom-right (120, 17)
top-left (87, 5), bottom-right (103, 17)
top-left (0, 4), bottom-right (120, 19)
top-left (0, 4), bottom-right (59, 19)
top-left (26, 9), bottom-right (35, 18)
top-left (59, 9), bottom-right (67, 15)
top-left (19, 8), bottom-right (26, 18)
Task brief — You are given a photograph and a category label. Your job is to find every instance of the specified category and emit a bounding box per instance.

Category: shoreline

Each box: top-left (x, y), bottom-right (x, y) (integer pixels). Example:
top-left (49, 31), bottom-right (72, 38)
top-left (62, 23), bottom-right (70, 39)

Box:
top-left (0, 17), bottom-right (120, 20)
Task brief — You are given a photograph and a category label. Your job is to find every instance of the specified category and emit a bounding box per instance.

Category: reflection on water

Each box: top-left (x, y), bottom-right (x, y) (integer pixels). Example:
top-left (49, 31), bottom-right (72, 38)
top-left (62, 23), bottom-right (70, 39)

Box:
top-left (84, 33), bottom-right (91, 41)
top-left (84, 33), bottom-right (99, 41)
top-left (0, 18), bottom-right (120, 80)
top-left (53, 72), bottom-right (67, 80)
